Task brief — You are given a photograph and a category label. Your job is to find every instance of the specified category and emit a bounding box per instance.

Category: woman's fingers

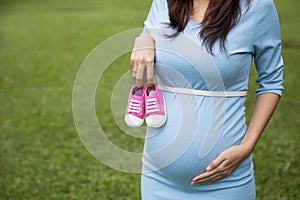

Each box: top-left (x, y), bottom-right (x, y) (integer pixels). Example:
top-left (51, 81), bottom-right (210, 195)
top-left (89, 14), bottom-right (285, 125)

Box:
top-left (136, 65), bottom-right (146, 87)
top-left (191, 146), bottom-right (250, 185)
top-left (146, 62), bottom-right (154, 85)
top-left (130, 54), bottom-right (154, 87)
top-left (131, 66), bottom-right (138, 82)
top-left (191, 160), bottom-right (227, 185)
top-left (206, 154), bottom-right (225, 171)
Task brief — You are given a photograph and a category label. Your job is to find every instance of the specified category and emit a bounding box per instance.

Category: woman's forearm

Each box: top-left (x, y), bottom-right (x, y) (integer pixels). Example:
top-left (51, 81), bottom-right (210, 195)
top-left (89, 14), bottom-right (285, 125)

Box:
top-left (241, 93), bottom-right (281, 152)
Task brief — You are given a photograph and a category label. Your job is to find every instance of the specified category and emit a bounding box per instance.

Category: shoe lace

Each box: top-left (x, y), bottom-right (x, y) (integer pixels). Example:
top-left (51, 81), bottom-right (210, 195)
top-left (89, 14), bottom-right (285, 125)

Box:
top-left (146, 98), bottom-right (159, 114)
top-left (128, 99), bottom-right (142, 113)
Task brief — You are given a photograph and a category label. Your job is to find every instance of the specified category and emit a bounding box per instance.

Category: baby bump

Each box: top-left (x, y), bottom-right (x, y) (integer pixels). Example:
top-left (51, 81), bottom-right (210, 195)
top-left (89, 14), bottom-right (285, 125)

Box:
top-left (143, 126), bottom-right (219, 186)
top-left (142, 92), bottom-right (250, 186)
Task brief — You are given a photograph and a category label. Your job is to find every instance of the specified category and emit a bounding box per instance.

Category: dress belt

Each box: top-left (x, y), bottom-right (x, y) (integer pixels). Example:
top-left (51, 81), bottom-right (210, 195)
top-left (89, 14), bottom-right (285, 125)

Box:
top-left (158, 85), bottom-right (247, 97)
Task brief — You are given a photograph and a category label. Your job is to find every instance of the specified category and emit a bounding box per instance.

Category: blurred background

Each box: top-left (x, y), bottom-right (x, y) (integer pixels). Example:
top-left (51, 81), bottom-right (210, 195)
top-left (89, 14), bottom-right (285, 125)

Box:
top-left (0, 0), bottom-right (299, 199)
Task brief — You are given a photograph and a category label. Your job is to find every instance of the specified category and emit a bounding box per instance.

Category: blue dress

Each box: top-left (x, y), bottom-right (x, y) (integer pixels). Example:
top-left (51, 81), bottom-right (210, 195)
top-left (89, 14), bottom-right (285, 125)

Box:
top-left (141, 0), bottom-right (284, 199)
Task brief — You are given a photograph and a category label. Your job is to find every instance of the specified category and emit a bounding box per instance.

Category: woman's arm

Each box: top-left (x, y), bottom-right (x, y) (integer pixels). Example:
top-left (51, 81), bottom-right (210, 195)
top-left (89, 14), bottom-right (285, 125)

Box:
top-left (191, 93), bottom-right (281, 185)
top-left (241, 93), bottom-right (280, 151)
top-left (191, 0), bottom-right (283, 186)
top-left (130, 0), bottom-right (167, 87)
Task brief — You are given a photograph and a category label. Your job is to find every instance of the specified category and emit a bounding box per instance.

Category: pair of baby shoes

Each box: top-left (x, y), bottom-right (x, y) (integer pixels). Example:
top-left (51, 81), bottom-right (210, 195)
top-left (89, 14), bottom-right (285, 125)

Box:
top-left (125, 84), bottom-right (166, 128)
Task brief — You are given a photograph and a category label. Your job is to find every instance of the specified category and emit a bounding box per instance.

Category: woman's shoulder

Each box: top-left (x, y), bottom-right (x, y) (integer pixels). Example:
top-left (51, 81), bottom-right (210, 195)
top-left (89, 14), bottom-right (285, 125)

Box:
top-left (152, 0), bottom-right (168, 7)
top-left (149, 0), bottom-right (168, 14)
top-left (248, 0), bottom-right (276, 11)
top-left (240, 0), bottom-right (278, 21)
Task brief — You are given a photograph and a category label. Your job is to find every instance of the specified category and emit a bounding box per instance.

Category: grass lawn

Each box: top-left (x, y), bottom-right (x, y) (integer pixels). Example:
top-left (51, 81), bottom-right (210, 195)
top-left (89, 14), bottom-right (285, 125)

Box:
top-left (0, 0), bottom-right (299, 199)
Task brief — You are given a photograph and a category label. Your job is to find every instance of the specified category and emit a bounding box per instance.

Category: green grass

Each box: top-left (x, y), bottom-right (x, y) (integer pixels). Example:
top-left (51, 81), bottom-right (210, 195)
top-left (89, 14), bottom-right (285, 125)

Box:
top-left (0, 0), bottom-right (299, 199)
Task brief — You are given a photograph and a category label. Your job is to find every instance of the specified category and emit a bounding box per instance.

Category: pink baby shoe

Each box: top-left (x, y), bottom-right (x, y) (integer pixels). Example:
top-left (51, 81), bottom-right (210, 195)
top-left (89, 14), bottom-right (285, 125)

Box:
top-left (125, 85), bottom-right (145, 128)
top-left (144, 84), bottom-right (167, 128)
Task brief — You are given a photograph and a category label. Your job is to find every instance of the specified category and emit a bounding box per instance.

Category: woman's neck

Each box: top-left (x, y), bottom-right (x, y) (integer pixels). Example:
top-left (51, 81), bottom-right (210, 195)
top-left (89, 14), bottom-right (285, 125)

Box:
top-left (190, 0), bottom-right (209, 23)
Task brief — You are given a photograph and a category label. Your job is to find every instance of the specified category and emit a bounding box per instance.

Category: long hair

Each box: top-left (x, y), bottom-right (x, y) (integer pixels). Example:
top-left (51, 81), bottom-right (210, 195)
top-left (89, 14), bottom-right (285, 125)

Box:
top-left (167, 0), bottom-right (252, 54)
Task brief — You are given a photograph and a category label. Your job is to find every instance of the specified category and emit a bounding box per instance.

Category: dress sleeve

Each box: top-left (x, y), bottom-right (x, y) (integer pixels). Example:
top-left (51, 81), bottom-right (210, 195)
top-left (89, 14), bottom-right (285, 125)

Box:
top-left (253, 0), bottom-right (284, 96)
top-left (141, 0), bottom-right (168, 35)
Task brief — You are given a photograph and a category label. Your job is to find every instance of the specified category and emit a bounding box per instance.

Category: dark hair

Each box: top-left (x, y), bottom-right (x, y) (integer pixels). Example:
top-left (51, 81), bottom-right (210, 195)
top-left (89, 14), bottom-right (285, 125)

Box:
top-left (167, 0), bottom-right (252, 53)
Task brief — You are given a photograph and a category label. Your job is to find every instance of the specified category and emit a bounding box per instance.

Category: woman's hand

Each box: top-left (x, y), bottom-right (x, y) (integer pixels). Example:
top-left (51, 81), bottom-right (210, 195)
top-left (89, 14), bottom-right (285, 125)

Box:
top-left (130, 35), bottom-right (155, 87)
top-left (191, 144), bottom-right (252, 185)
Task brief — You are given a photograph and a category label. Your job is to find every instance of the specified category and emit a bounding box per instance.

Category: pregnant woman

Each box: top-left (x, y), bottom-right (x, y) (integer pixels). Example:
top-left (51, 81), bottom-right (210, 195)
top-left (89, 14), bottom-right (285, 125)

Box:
top-left (129, 0), bottom-right (284, 199)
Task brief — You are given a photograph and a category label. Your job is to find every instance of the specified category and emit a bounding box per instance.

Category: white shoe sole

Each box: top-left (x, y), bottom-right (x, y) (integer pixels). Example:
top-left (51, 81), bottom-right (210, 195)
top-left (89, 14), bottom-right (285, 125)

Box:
top-left (125, 114), bottom-right (144, 128)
